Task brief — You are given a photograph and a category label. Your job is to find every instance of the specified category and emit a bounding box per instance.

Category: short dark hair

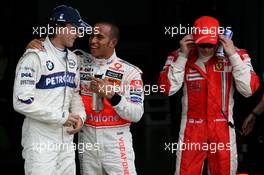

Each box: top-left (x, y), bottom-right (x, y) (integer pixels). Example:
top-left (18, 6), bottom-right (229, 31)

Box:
top-left (96, 21), bottom-right (120, 40)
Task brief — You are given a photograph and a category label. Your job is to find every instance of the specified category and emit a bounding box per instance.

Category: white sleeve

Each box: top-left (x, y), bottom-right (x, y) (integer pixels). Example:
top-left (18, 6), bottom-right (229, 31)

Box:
top-left (168, 53), bottom-right (188, 95)
top-left (229, 53), bottom-right (257, 97)
top-left (109, 69), bottom-right (144, 122)
top-left (69, 61), bottom-right (86, 124)
top-left (13, 52), bottom-right (67, 125)
top-left (159, 52), bottom-right (188, 96)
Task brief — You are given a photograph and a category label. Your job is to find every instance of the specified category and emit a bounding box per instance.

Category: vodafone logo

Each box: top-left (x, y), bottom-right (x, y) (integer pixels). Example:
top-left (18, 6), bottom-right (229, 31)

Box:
top-left (114, 63), bottom-right (122, 69)
top-left (109, 63), bottom-right (124, 72)
top-left (130, 80), bottom-right (143, 88)
top-left (119, 137), bottom-right (130, 175)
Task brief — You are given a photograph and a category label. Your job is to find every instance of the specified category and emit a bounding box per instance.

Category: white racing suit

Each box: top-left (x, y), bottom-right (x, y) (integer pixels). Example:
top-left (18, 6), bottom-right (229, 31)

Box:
top-left (74, 49), bottom-right (144, 175)
top-left (13, 37), bottom-right (86, 175)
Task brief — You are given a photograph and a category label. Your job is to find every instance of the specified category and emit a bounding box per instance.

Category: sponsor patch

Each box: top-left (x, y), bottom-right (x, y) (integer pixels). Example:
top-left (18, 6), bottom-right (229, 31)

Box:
top-left (36, 72), bottom-right (76, 89)
top-left (20, 67), bottom-right (35, 72)
top-left (104, 77), bottom-right (121, 86)
top-left (109, 62), bottom-right (124, 72)
top-left (105, 70), bottom-right (123, 79)
top-left (130, 91), bottom-right (142, 96)
top-left (117, 131), bottom-right (124, 135)
top-left (107, 60), bottom-right (113, 65)
top-left (18, 97), bottom-right (34, 104)
top-left (19, 66), bottom-right (35, 81)
top-left (189, 81), bottom-right (201, 91)
top-left (80, 83), bottom-right (92, 95)
top-left (68, 59), bottom-right (76, 69)
top-left (20, 80), bottom-right (35, 85)
top-left (130, 80), bottom-right (143, 93)
top-left (186, 73), bottom-right (204, 81)
top-left (114, 63), bottom-right (122, 69)
top-left (83, 57), bottom-right (92, 64)
top-left (118, 137), bottom-right (130, 175)
top-left (215, 63), bottom-right (224, 71)
top-left (80, 66), bottom-right (93, 72)
top-left (80, 73), bottom-right (92, 81)
top-left (213, 62), bottom-right (232, 72)
top-left (21, 72), bottom-right (33, 78)
top-left (130, 80), bottom-right (143, 88)
top-left (19, 68), bottom-right (35, 85)
top-left (131, 96), bottom-right (142, 103)
top-left (46, 60), bottom-right (54, 71)
top-left (87, 115), bottom-right (120, 122)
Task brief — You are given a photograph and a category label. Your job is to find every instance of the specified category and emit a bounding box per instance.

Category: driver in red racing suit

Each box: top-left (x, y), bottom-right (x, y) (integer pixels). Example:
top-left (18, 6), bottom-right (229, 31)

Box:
top-left (158, 16), bottom-right (260, 175)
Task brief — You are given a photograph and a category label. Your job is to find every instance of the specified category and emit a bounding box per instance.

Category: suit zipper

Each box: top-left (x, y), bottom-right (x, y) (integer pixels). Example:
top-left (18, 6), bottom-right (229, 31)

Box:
top-left (62, 51), bottom-right (68, 143)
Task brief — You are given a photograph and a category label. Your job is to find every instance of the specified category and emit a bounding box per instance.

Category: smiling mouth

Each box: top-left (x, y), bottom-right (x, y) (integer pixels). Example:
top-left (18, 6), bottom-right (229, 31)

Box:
top-left (90, 46), bottom-right (99, 50)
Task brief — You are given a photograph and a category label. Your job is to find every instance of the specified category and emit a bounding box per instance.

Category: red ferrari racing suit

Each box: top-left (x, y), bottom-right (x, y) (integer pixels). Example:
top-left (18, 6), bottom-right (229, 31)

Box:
top-left (158, 48), bottom-right (259, 175)
top-left (75, 50), bottom-right (144, 175)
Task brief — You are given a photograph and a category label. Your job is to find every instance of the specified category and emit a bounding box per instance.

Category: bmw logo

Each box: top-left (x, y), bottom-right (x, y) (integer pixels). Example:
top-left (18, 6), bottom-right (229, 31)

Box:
top-left (46, 60), bottom-right (54, 71)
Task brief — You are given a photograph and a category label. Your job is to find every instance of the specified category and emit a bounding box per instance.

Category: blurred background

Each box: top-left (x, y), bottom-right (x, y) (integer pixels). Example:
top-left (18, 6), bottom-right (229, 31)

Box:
top-left (0, 0), bottom-right (264, 174)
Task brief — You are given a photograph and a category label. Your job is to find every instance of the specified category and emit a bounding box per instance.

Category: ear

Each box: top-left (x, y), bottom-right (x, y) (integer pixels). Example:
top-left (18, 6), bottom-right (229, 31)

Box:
top-left (109, 38), bottom-right (118, 48)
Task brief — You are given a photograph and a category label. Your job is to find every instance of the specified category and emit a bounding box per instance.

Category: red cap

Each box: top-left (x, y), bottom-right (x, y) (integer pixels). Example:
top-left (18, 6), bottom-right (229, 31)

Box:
top-left (193, 16), bottom-right (219, 44)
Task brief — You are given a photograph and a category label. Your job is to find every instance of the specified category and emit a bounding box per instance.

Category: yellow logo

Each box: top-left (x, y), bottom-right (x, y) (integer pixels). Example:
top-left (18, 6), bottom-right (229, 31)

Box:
top-left (215, 63), bottom-right (224, 71)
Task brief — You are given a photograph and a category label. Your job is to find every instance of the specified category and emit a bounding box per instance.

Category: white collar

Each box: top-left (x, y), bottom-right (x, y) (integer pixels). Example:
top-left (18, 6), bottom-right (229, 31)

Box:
top-left (93, 51), bottom-right (116, 66)
top-left (198, 52), bottom-right (214, 63)
top-left (46, 37), bottom-right (67, 58)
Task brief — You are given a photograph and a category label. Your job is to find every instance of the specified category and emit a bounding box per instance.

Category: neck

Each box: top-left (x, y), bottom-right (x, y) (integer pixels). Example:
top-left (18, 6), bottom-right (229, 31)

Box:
top-left (198, 52), bottom-right (214, 63)
top-left (98, 50), bottom-right (114, 59)
top-left (50, 37), bottom-right (65, 50)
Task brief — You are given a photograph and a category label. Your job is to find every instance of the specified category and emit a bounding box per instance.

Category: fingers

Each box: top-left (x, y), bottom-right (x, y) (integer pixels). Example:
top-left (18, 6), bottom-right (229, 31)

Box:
top-left (218, 36), bottom-right (227, 46)
top-left (90, 76), bottom-right (99, 82)
top-left (242, 115), bottom-right (256, 135)
top-left (26, 39), bottom-right (45, 51)
top-left (64, 120), bottom-right (77, 127)
top-left (242, 120), bottom-right (248, 131)
top-left (67, 117), bottom-right (83, 135)
top-left (243, 125), bottom-right (252, 136)
top-left (242, 121), bottom-right (249, 135)
top-left (63, 114), bottom-right (79, 127)
top-left (179, 35), bottom-right (195, 56)
top-left (90, 77), bottom-right (104, 90)
top-left (219, 35), bottom-right (234, 46)
top-left (90, 77), bottom-right (110, 90)
top-left (242, 115), bottom-right (251, 135)
top-left (90, 80), bottom-right (100, 93)
top-left (185, 40), bottom-right (195, 45)
top-left (90, 76), bottom-right (105, 83)
top-left (68, 115), bottom-right (79, 123)
top-left (183, 34), bottom-right (193, 40)
top-left (90, 77), bottom-right (113, 98)
top-left (218, 35), bottom-right (236, 56)
top-left (181, 35), bottom-right (195, 43)
top-left (90, 81), bottom-right (96, 90)
top-left (32, 39), bottom-right (44, 50)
